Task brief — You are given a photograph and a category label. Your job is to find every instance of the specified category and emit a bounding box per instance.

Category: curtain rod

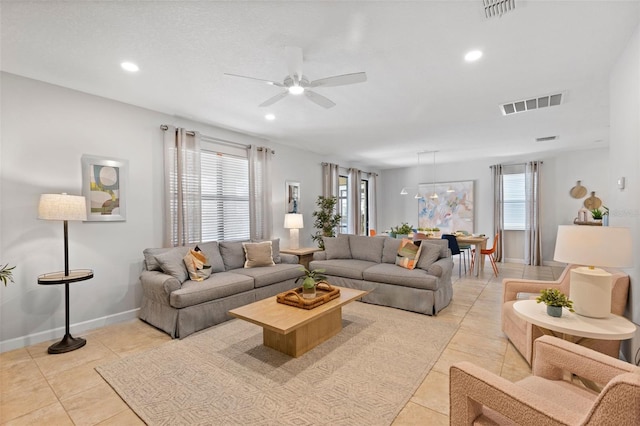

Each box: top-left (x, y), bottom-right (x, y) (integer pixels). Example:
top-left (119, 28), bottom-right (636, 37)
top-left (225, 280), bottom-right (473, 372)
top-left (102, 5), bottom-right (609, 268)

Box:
top-left (161, 125), bottom-right (252, 150)
top-left (489, 161), bottom-right (544, 168)
top-left (321, 162), bottom-right (378, 177)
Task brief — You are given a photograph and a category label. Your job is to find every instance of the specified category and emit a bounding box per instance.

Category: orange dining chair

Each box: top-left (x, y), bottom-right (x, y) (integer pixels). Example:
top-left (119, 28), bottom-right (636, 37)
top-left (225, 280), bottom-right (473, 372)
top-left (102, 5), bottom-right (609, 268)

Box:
top-left (369, 229), bottom-right (376, 237)
top-left (470, 233), bottom-right (499, 276)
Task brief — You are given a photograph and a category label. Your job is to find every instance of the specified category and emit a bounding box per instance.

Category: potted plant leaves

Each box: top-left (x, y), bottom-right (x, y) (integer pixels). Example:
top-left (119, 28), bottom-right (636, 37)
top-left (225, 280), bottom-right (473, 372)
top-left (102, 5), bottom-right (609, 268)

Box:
top-left (311, 196), bottom-right (342, 250)
top-left (0, 264), bottom-right (15, 286)
top-left (591, 208), bottom-right (603, 222)
top-left (391, 223), bottom-right (413, 239)
top-left (296, 267), bottom-right (327, 299)
top-left (536, 288), bottom-right (574, 317)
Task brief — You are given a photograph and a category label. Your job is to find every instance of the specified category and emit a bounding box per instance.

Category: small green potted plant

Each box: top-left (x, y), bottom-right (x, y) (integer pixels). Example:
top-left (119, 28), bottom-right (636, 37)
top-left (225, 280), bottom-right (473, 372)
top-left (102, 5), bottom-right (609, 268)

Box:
top-left (536, 288), bottom-right (574, 318)
top-left (0, 264), bottom-right (15, 286)
top-left (296, 267), bottom-right (327, 299)
top-left (590, 208), bottom-right (603, 221)
top-left (391, 223), bottom-right (413, 239)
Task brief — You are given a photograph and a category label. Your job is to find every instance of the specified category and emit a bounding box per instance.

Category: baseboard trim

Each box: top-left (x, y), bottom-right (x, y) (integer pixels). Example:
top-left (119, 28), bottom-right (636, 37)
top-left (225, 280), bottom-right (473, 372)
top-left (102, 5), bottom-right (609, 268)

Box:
top-left (0, 308), bottom-right (140, 353)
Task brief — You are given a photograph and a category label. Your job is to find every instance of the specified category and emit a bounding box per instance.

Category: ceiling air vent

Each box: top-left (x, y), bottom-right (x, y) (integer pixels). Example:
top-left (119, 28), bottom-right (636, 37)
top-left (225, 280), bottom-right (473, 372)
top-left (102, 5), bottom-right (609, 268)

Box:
top-left (484, 0), bottom-right (516, 19)
top-left (535, 136), bottom-right (558, 142)
top-left (500, 92), bottom-right (564, 116)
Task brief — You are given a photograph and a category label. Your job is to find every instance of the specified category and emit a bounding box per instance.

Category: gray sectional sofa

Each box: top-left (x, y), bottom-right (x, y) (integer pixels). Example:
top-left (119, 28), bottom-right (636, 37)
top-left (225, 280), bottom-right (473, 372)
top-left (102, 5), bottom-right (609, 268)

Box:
top-left (139, 239), bottom-right (303, 338)
top-left (309, 235), bottom-right (453, 315)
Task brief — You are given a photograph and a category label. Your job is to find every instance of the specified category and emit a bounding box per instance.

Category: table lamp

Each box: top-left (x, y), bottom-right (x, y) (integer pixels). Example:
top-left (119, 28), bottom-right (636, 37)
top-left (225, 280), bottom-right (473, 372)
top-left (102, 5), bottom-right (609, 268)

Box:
top-left (553, 225), bottom-right (632, 318)
top-left (38, 193), bottom-right (88, 353)
top-left (284, 213), bottom-right (304, 250)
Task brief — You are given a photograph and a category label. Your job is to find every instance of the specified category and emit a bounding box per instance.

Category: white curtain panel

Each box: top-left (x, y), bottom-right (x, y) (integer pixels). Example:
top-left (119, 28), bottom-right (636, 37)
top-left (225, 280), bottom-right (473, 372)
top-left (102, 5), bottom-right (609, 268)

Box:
top-left (490, 164), bottom-right (504, 262)
top-left (525, 161), bottom-right (542, 266)
top-left (163, 126), bottom-right (202, 247)
top-left (322, 162), bottom-right (340, 198)
top-left (348, 168), bottom-right (362, 235)
top-left (368, 173), bottom-right (378, 234)
top-left (249, 146), bottom-right (273, 241)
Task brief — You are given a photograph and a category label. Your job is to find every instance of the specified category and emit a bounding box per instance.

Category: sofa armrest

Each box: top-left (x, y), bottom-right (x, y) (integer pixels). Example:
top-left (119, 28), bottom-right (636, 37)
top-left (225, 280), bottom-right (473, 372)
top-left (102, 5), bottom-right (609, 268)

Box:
top-left (532, 335), bottom-right (637, 384)
top-left (313, 251), bottom-right (327, 261)
top-left (280, 253), bottom-right (299, 264)
top-left (140, 270), bottom-right (181, 305)
top-left (502, 265), bottom-right (573, 303)
top-left (427, 256), bottom-right (453, 278)
top-left (450, 361), bottom-right (578, 426)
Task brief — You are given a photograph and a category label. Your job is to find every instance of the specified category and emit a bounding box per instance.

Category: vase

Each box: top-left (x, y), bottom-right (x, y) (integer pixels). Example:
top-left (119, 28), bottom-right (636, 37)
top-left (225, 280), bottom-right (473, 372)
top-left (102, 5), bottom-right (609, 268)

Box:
top-left (302, 285), bottom-right (316, 299)
top-left (603, 215), bottom-right (609, 226)
top-left (546, 305), bottom-right (562, 318)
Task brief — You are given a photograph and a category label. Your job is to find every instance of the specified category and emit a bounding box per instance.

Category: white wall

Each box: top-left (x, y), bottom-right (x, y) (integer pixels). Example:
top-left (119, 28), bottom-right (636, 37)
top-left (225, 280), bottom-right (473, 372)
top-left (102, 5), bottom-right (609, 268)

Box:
top-left (379, 148), bottom-right (610, 264)
top-left (610, 22), bottom-right (640, 363)
top-left (0, 72), bottom-right (329, 351)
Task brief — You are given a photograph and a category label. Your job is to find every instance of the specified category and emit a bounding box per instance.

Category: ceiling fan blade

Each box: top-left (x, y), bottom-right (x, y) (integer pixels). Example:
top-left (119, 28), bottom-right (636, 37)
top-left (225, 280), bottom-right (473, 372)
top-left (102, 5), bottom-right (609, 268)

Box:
top-left (224, 73), bottom-right (284, 87)
top-left (309, 72), bottom-right (367, 88)
top-left (259, 91), bottom-right (289, 107)
top-left (305, 90), bottom-right (336, 109)
top-left (285, 46), bottom-right (303, 84)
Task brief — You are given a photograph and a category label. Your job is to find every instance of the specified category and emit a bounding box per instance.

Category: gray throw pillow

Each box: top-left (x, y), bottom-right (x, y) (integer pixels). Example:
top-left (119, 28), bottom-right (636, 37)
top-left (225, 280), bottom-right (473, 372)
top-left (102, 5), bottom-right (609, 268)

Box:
top-left (349, 235), bottom-right (383, 263)
top-left (219, 241), bottom-right (248, 271)
top-left (143, 247), bottom-right (171, 271)
top-left (382, 237), bottom-right (402, 263)
top-left (417, 243), bottom-right (442, 271)
top-left (154, 247), bottom-right (190, 283)
top-left (324, 236), bottom-right (352, 259)
top-left (197, 241), bottom-right (226, 273)
top-left (251, 238), bottom-right (281, 263)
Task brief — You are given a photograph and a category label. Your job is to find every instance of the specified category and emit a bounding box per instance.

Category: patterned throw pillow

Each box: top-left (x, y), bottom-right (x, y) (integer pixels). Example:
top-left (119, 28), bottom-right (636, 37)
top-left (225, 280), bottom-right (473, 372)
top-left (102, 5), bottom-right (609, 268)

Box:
top-left (183, 246), bottom-right (213, 282)
top-left (395, 239), bottom-right (423, 270)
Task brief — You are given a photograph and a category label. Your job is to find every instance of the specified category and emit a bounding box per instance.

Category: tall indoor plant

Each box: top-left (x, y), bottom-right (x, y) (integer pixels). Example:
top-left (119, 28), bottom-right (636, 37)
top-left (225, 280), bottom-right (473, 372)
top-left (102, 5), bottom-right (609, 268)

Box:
top-left (311, 195), bottom-right (342, 250)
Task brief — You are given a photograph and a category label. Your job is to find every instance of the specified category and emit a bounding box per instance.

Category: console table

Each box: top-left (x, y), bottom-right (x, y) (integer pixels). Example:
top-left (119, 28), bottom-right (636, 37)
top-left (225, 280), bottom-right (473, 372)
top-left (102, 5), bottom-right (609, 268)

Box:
top-left (38, 269), bottom-right (93, 354)
top-left (280, 247), bottom-right (322, 270)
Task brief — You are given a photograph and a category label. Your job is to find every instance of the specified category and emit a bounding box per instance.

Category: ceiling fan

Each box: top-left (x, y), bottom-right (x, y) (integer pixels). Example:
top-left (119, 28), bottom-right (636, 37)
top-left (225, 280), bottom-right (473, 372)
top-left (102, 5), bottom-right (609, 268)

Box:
top-left (224, 46), bottom-right (367, 109)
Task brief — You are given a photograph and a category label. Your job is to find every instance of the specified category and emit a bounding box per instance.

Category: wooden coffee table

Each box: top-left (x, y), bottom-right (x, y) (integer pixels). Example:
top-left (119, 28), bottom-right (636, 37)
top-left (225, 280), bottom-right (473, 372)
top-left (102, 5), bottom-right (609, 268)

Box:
top-left (229, 286), bottom-right (368, 357)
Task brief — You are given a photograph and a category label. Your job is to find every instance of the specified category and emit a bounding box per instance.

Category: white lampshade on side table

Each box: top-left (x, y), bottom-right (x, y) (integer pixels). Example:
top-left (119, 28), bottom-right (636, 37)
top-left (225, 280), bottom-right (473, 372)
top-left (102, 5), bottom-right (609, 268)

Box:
top-left (284, 213), bottom-right (304, 250)
top-left (553, 225), bottom-right (632, 318)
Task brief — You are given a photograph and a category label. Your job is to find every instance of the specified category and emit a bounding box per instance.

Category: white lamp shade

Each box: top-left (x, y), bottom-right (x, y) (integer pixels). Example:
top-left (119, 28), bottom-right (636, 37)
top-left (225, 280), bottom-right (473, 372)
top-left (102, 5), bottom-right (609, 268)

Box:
top-left (284, 213), bottom-right (304, 229)
top-left (38, 193), bottom-right (87, 221)
top-left (553, 225), bottom-right (632, 268)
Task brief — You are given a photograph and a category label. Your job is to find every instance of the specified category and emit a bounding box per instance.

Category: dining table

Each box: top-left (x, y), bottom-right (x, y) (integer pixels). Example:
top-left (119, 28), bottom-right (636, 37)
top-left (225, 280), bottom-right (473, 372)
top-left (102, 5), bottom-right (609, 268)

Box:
top-left (425, 234), bottom-right (489, 277)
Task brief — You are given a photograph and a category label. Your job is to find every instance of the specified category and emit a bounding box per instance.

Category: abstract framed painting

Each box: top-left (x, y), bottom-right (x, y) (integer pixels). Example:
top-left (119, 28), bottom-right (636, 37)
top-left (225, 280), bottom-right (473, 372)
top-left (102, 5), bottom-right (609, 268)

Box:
top-left (81, 155), bottom-right (128, 221)
top-left (417, 180), bottom-right (474, 234)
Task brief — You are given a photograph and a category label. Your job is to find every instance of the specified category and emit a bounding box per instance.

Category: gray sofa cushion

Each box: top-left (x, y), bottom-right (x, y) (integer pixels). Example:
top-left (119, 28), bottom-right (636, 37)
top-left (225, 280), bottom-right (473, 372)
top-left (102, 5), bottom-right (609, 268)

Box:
top-left (422, 239), bottom-right (449, 258)
top-left (324, 236), bottom-right (352, 259)
top-left (382, 237), bottom-right (402, 263)
top-left (154, 247), bottom-right (190, 283)
top-left (349, 235), bottom-right (384, 263)
top-left (363, 263), bottom-right (440, 291)
top-left (219, 241), bottom-right (249, 271)
top-left (170, 272), bottom-right (254, 309)
top-left (417, 243), bottom-right (441, 271)
top-left (232, 263), bottom-right (304, 288)
top-left (252, 238), bottom-right (282, 263)
top-left (197, 241), bottom-right (226, 273)
top-left (143, 247), bottom-right (172, 271)
top-left (310, 259), bottom-right (376, 280)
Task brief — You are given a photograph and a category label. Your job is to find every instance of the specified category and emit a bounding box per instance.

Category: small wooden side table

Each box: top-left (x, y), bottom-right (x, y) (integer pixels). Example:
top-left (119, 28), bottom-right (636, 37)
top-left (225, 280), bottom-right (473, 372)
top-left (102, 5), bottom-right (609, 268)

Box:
top-left (280, 247), bottom-right (322, 270)
top-left (38, 269), bottom-right (93, 354)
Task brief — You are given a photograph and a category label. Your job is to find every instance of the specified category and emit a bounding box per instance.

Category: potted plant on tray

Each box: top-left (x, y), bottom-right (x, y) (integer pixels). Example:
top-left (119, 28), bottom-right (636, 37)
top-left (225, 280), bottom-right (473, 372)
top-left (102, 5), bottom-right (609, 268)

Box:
top-left (536, 288), bottom-right (574, 318)
top-left (296, 267), bottom-right (327, 299)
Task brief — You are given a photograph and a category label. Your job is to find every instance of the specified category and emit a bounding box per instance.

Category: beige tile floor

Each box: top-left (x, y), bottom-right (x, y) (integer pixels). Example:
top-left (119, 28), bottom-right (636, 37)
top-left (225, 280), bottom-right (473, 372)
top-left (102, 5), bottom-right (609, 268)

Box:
top-left (1, 262), bottom-right (565, 425)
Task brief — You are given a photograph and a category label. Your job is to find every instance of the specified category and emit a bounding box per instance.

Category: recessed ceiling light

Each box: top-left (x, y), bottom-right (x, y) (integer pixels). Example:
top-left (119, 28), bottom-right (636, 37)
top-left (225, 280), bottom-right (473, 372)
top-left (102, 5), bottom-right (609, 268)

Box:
top-left (120, 62), bottom-right (139, 72)
top-left (265, 113), bottom-right (276, 121)
top-left (288, 85), bottom-right (304, 95)
top-left (464, 50), bottom-right (483, 62)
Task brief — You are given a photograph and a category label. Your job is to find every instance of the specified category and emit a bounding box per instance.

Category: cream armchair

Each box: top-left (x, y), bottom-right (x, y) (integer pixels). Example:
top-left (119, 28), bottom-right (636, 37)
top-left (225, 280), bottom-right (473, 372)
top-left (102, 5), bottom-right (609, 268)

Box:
top-left (450, 335), bottom-right (640, 425)
top-left (501, 264), bottom-right (629, 364)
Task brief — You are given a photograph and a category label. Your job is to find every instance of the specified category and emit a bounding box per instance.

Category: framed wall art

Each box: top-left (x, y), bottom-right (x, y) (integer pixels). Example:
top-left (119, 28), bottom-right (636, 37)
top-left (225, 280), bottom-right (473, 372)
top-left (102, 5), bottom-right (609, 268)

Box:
top-left (285, 180), bottom-right (300, 213)
top-left (81, 155), bottom-right (128, 221)
top-left (417, 180), bottom-right (474, 234)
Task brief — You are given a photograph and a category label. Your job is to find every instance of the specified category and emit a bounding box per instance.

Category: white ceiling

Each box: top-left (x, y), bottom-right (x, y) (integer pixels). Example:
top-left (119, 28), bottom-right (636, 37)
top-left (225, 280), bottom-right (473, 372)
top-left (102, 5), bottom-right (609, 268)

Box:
top-left (2, 1), bottom-right (639, 168)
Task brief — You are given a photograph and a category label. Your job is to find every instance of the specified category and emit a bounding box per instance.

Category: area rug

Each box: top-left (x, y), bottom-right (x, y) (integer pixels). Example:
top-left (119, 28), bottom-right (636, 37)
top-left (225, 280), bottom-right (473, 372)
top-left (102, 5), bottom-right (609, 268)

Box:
top-left (97, 302), bottom-right (457, 425)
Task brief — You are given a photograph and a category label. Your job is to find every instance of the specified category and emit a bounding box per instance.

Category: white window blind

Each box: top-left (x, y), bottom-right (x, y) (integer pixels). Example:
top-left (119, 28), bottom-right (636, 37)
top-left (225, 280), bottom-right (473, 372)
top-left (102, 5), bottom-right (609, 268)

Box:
top-left (503, 173), bottom-right (525, 230)
top-left (201, 147), bottom-right (250, 242)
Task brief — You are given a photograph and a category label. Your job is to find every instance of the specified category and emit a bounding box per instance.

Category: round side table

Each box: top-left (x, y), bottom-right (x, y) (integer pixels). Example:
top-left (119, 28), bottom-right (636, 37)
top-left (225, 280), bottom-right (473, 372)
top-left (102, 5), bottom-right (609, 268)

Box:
top-left (38, 269), bottom-right (93, 354)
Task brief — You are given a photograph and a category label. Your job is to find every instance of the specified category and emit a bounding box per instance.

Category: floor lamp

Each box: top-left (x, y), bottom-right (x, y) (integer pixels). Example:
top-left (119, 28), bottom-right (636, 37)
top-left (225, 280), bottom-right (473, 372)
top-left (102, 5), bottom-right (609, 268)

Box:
top-left (553, 225), bottom-right (632, 318)
top-left (284, 213), bottom-right (304, 250)
top-left (38, 193), bottom-right (91, 353)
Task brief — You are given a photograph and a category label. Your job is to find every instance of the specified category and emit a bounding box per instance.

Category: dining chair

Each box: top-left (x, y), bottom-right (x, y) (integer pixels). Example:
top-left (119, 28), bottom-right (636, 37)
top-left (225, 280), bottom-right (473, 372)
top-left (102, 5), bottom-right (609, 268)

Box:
top-left (456, 230), bottom-right (472, 269)
top-left (441, 234), bottom-right (466, 277)
top-left (369, 229), bottom-right (376, 237)
top-left (470, 233), bottom-right (499, 276)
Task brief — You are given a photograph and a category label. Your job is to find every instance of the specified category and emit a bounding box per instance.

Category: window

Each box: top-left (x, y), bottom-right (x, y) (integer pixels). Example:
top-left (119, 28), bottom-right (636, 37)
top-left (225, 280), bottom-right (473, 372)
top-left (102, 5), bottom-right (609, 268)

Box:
top-left (503, 173), bottom-right (525, 230)
top-left (201, 146), bottom-right (250, 242)
top-left (360, 179), bottom-right (369, 235)
top-left (338, 175), bottom-right (348, 234)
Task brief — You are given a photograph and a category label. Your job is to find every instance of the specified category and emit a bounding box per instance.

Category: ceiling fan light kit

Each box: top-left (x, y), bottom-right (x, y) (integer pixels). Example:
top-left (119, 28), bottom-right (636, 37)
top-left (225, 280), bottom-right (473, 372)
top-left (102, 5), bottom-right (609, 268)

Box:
top-left (225, 46), bottom-right (367, 109)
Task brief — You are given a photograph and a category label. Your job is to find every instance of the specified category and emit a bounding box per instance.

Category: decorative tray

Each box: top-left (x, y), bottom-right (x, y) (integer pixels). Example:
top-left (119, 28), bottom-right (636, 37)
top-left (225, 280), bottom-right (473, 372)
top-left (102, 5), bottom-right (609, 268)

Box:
top-left (276, 282), bottom-right (340, 310)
